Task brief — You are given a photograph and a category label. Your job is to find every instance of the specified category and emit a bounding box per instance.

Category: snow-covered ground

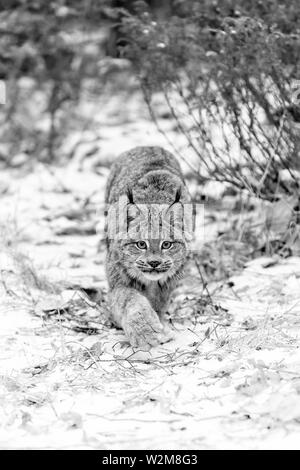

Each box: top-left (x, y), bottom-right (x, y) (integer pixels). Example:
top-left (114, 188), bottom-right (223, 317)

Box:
top-left (0, 90), bottom-right (300, 449)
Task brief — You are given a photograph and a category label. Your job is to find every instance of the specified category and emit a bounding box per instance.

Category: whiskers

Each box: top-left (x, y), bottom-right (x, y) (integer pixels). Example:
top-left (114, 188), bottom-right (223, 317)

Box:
top-left (159, 260), bottom-right (172, 270)
top-left (136, 259), bottom-right (172, 274)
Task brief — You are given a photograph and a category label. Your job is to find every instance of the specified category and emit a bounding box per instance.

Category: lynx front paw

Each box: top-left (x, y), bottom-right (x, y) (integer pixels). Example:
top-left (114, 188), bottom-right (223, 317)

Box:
top-left (122, 306), bottom-right (170, 350)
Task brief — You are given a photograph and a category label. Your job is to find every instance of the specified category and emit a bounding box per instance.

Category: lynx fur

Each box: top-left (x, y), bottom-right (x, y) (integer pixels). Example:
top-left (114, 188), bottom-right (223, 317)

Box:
top-left (105, 146), bottom-right (192, 348)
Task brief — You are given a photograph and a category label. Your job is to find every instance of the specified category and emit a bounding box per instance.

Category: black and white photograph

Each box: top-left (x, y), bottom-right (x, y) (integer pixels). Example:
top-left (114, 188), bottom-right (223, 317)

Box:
top-left (0, 0), bottom-right (300, 451)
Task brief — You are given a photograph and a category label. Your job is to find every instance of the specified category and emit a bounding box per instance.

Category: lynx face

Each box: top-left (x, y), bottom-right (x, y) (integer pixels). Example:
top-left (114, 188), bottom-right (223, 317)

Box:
top-left (108, 197), bottom-right (190, 285)
top-left (120, 237), bottom-right (187, 284)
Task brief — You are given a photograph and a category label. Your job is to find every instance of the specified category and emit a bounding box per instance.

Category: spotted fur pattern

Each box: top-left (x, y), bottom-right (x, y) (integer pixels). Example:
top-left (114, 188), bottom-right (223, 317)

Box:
top-left (105, 146), bottom-right (191, 349)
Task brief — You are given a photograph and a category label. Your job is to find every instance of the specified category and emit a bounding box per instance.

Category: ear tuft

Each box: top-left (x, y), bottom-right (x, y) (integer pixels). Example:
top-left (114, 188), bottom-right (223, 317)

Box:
top-left (174, 187), bottom-right (182, 203)
top-left (167, 186), bottom-right (183, 213)
top-left (126, 187), bottom-right (134, 204)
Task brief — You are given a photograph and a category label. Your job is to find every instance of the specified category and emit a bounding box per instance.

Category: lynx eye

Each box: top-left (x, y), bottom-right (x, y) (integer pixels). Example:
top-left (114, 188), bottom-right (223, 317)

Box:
top-left (136, 240), bottom-right (147, 250)
top-left (161, 241), bottom-right (173, 250)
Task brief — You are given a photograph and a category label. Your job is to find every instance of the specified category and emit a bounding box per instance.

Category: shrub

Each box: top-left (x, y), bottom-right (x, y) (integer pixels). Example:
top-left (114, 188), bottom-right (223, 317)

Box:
top-left (121, 0), bottom-right (300, 200)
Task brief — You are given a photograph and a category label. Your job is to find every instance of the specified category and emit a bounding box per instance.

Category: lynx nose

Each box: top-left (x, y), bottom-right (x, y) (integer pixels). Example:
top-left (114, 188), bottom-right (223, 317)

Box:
top-left (148, 260), bottom-right (161, 268)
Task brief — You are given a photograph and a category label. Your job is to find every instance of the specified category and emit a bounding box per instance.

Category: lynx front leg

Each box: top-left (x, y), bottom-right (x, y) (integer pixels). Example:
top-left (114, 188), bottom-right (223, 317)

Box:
top-left (108, 287), bottom-right (172, 349)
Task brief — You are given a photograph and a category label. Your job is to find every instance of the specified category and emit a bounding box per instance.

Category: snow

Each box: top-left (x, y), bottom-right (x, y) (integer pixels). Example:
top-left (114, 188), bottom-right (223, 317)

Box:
top-left (0, 89), bottom-right (300, 450)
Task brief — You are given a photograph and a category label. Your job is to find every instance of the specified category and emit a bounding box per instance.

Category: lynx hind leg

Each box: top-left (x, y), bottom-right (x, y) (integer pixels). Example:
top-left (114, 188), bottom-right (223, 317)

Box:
top-left (109, 288), bottom-right (172, 349)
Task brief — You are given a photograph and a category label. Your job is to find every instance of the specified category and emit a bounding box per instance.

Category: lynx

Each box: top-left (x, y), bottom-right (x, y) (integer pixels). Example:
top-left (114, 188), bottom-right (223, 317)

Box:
top-left (104, 146), bottom-right (192, 349)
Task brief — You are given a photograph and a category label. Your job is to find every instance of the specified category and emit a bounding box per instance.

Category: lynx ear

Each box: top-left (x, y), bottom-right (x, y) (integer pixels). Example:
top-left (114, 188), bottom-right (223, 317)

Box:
top-left (125, 188), bottom-right (141, 232)
top-left (174, 187), bottom-right (182, 203)
top-left (126, 187), bottom-right (134, 204)
top-left (167, 186), bottom-right (183, 213)
top-left (126, 187), bottom-right (141, 215)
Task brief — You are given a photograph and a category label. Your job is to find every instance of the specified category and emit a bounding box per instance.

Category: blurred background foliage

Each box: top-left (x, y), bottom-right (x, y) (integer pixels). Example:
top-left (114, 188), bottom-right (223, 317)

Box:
top-left (0, 0), bottom-right (170, 164)
top-left (0, 0), bottom-right (119, 162)
top-left (0, 0), bottom-right (299, 202)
